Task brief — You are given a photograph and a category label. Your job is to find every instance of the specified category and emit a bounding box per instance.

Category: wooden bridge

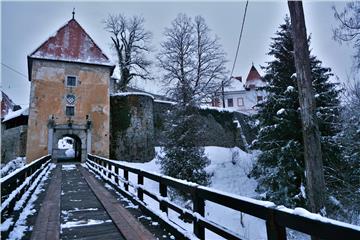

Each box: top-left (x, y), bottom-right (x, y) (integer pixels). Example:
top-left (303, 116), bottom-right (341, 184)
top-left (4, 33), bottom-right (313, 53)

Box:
top-left (1, 154), bottom-right (359, 240)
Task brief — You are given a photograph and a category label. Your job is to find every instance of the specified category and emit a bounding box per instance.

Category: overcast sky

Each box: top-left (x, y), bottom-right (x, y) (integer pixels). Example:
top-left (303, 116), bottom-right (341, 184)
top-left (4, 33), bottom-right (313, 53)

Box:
top-left (1, 1), bottom-right (354, 107)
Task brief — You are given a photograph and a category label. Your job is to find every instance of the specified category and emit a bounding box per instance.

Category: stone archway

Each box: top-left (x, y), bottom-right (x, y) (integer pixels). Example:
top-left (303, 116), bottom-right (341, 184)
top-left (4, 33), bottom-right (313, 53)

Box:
top-left (57, 134), bottom-right (82, 162)
top-left (49, 124), bottom-right (90, 162)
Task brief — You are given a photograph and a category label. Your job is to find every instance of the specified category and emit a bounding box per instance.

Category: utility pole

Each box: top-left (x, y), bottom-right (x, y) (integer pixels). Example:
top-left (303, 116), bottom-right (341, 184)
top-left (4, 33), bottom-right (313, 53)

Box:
top-left (288, 1), bottom-right (326, 214)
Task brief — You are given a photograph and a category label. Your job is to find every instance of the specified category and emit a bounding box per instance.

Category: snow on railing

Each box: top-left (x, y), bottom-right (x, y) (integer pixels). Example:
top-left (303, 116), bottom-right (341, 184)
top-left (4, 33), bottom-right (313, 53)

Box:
top-left (1, 155), bottom-right (51, 216)
top-left (1, 155), bottom-right (52, 239)
top-left (86, 154), bottom-right (360, 240)
top-left (0, 155), bottom-right (50, 184)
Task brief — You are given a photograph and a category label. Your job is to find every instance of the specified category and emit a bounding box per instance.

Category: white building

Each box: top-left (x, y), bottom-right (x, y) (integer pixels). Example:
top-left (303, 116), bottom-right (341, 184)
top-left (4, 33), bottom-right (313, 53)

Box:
top-left (213, 65), bottom-right (267, 114)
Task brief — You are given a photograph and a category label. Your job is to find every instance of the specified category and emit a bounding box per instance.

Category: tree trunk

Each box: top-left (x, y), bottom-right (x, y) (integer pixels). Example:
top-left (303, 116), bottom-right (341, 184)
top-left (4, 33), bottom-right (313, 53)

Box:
top-left (222, 83), bottom-right (225, 108)
top-left (288, 1), bottom-right (326, 214)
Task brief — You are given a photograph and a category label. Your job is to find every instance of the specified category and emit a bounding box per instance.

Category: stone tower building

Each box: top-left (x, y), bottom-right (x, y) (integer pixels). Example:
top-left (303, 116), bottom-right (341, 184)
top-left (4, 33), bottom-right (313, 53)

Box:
top-left (26, 17), bottom-right (114, 163)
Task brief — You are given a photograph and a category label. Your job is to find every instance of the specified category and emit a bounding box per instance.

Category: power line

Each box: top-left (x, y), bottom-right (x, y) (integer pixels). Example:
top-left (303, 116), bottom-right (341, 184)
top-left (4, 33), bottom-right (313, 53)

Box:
top-left (1, 62), bottom-right (28, 79)
top-left (229, 0), bottom-right (249, 79)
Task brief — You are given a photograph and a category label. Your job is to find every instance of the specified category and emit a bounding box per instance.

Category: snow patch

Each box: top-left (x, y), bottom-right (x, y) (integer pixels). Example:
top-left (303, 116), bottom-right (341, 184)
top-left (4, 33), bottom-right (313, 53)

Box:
top-left (62, 164), bottom-right (77, 171)
top-left (1, 157), bottom-right (26, 178)
top-left (276, 108), bottom-right (285, 115)
top-left (61, 219), bottom-right (112, 229)
top-left (0, 218), bottom-right (14, 232)
top-left (2, 107), bottom-right (29, 122)
top-left (65, 148), bottom-right (75, 158)
top-left (111, 92), bottom-right (154, 99)
top-left (285, 85), bottom-right (295, 93)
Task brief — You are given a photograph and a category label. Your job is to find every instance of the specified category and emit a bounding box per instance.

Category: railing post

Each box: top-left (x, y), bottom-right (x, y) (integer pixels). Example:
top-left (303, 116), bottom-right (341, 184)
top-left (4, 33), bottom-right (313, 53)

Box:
top-left (124, 169), bottom-right (129, 191)
top-left (193, 188), bottom-right (205, 240)
top-left (107, 162), bottom-right (111, 179)
top-left (102, 160), bottom-right (106, 176)
top-left (96, 158), bottom-right (100, 171)
top-left (159, 180), bottom-right (168, 214)
top-left (115, 165), bottom-right (119, 185)
top-left (137, 173), bottom-right (144, 201)
top-left (266, 208), bottom-right (286, 240)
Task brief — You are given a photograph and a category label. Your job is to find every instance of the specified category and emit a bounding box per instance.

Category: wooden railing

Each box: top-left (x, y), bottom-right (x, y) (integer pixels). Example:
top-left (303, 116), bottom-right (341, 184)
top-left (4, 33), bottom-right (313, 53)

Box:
top-left (86, 154), bottom-right (360, 240)
top-left (1, 155), bottom-right (51, 222)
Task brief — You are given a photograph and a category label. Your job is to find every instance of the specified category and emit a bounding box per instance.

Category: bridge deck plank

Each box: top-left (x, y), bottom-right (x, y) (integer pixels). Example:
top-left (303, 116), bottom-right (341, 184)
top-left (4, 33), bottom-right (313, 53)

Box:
top-left (30, 165), bottom-right (61, 240)
top-left (60, 164), bottom-right (124, 240)
top-left (79, 165), bottom-right (155, 240)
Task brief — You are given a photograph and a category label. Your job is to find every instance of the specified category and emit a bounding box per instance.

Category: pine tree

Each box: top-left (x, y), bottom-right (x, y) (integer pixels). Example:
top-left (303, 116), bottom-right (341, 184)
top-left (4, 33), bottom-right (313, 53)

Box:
top-left (250, 17), bottom-right (342, 209)
top-left (159, 104), bottom-right (211, 186)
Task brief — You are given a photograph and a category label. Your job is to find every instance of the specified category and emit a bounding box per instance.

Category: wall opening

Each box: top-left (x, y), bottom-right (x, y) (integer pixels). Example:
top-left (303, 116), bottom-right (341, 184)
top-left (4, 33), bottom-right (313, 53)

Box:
top-left (56, 134), bottom-right (82, 162)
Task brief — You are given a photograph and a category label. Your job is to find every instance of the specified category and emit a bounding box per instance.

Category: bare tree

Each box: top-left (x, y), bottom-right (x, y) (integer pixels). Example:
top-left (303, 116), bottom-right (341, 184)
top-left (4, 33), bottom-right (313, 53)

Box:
top-left (158, 14), bottom-right (228, 105)
top-left (333, 2), bottom-right (360, 68)
top-left (104, 14), bottom-right (152, 92)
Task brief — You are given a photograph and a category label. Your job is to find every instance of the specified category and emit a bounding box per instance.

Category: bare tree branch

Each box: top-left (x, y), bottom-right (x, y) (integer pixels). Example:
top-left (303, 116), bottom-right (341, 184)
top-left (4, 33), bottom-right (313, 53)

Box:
top-left (333, 2), bottom-right (360, 68)
top-left (104, 14), bottom-right (152, 92)
top-left (158, 14), bottom-right (228, 105)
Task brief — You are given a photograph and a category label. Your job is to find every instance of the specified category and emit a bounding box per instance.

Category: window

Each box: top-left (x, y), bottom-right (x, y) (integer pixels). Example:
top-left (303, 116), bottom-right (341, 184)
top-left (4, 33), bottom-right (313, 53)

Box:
top-left (66, 106), bottom-right (75, 116)
top-left (237, 97), bottom-right (244, 106)
top-left (66, 94), bottom-right (76, 105)
top-left (257, 96), bottom-right (263, 103)
top-left (212, 98), bottom-right (220, 107)
top-left (227, 98), bottom-right (233, 107)
top-left (66, 76), bottom-right (77, 87)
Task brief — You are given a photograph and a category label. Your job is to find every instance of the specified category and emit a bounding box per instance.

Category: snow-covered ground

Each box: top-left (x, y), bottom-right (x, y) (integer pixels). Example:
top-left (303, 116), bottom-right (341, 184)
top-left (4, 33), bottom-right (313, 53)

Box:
top-left (121, 146), bottom-right (268, 240)
top-left (1, 157), bottom-right (26, 178)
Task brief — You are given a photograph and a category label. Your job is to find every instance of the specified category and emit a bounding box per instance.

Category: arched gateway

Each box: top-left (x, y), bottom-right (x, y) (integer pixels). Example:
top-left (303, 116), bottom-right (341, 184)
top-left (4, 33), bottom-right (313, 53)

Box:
top-left (25, 16), bottom-right (115, 163)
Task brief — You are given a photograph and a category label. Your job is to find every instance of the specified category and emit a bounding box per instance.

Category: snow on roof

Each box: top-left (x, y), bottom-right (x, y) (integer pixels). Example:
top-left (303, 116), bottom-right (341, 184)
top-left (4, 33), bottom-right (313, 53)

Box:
top-left (224, 77), bottom-right (245, 92)
top-left (111, 92), bottom-right (155, 99)
top-left (29, 19), bottom-right (113, 67)
top-left (246, 65), bottom-right (262, 82)
top-left (2, 107), bottom-right (29, 123)
top-left (244, 65), bottom-right (266, 89)
top-left (154, 99), bottom-right (177, 105)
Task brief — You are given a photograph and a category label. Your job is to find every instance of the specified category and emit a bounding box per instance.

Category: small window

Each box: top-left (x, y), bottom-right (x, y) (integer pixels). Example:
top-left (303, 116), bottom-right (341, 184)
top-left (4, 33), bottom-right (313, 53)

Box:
top-left (66, 106), bottom-right (75, 116)
top-left (212, 98), bottom-right (220, 107)
top-left (237, 97), bottom-right (244, 106)
top-left (66, 94), bottom-right (76, 105)
top-left (66, 76), bottom-right (77, 87)
top-left (227, 98), bottom-right (233, 107)
top-left (257, 96), bottom-right (263, 103)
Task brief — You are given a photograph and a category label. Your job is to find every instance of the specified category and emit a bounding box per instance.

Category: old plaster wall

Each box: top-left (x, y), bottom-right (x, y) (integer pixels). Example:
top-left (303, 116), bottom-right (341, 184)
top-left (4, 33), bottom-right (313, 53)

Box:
top-left (110, 94), bottom-right (155, 162)
top-left (26, 59), bottom-right (111, 163)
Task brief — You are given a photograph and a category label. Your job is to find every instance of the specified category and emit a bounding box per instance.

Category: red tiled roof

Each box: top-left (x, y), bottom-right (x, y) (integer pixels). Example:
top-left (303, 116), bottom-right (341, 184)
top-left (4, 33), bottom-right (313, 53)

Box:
top-left (29, 19), bottom-right (112, 66)
top-left (246, 65), bottom-right (262, 82)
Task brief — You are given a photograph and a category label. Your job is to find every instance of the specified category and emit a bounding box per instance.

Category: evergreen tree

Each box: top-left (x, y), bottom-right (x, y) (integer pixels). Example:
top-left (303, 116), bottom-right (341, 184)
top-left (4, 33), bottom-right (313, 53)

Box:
top-left (159, 104), bottom-right (211, 186)
top-left (250, 17), bottom-right (342, 209)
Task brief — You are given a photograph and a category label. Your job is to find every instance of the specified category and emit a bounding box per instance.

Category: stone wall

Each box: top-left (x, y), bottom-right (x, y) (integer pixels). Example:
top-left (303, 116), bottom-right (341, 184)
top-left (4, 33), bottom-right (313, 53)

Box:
top-left (1, 125), bottom-right (27, 163)
top-left (110, 94), bottom-right (155, 162)
top-left (153, 101), bottom-right (256, 151)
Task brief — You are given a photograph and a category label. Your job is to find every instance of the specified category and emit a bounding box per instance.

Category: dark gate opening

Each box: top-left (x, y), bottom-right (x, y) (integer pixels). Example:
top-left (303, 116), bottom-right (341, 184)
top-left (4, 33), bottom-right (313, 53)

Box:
top-left (57, 135), bottom-right (82, 162)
